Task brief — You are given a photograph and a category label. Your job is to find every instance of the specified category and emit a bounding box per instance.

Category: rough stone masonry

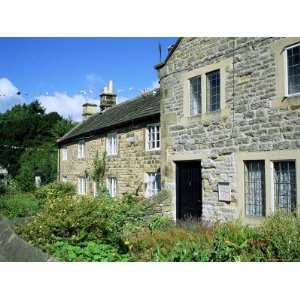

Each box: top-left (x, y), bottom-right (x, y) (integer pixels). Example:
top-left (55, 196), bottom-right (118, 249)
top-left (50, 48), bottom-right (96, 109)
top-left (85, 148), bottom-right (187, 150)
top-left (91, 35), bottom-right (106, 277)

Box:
top-left (157, 37), bottom-right (300, 222)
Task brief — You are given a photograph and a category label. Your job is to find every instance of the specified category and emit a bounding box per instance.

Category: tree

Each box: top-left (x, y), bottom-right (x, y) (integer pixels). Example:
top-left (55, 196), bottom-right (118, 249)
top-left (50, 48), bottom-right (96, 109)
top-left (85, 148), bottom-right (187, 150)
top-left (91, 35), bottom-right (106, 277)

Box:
top-left (0, 100), bottom-right (76, 189)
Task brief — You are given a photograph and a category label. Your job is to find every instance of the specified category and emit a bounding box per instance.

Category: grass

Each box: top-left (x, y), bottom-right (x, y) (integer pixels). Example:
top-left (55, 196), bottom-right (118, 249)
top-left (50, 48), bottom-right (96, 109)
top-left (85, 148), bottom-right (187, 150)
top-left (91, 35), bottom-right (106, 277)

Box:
top-left (0, 192), bottom-right (39, 219)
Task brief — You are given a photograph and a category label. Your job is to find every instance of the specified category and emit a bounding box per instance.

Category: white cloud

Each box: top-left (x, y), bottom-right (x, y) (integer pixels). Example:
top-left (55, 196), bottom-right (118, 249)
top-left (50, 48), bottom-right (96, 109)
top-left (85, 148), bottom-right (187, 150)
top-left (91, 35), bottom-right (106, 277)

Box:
top-left (151, 80), bottom-right (160, 89)
top-left (39, 92), bottom-right (98, 122)
top-left (0, 78), bottom-right (101, 122)
top-left (0, 78), bottom-right (24, 112)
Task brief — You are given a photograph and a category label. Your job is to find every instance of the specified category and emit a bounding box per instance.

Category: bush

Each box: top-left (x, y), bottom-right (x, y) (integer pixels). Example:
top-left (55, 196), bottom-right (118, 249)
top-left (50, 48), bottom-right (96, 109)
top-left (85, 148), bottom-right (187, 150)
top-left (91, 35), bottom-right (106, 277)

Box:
top-left (259, 213), bottom-right (300, 261)
top-left (17, 192), bottom-right (149, 254)
top-left (126, 226), bottom-right (212, 262)
top-left (34, 181), bottom-right (76, 206)
top-left (0, 193), bottom-right (39, 218)
top-left (126, 219), bottom-right (269, 262)
top-left (51, 241), bottom-right (134, 262)
top-left (210, 222), bottom-right (265, 262)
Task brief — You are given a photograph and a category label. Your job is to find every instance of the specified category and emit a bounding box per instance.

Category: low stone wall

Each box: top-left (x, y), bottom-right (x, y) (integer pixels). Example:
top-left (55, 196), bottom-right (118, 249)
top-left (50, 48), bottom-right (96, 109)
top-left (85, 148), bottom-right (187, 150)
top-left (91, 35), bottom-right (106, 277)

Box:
top-left (0, 216), bottom-right (54, 262)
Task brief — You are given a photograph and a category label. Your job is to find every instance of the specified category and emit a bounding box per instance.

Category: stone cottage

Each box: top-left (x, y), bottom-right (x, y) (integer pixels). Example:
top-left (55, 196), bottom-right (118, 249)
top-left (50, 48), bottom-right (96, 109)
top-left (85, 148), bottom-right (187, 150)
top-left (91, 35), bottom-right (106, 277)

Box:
top-left (57, 81), bottom-right (161, 198)
top-left (156, 37), bottom-right (300, 223)
top-left (59, 37), bottom-right (300, 223)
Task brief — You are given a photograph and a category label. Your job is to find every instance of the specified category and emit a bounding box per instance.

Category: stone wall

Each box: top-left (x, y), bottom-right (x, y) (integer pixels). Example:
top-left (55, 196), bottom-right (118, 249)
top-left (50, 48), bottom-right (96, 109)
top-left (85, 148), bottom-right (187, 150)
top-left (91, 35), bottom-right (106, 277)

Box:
top-left (158, 37), bottom-right (300, 221)
top-left (59, 118), bottom-right (160, 197)
top-left (0, 216), bottom-right (53, 262)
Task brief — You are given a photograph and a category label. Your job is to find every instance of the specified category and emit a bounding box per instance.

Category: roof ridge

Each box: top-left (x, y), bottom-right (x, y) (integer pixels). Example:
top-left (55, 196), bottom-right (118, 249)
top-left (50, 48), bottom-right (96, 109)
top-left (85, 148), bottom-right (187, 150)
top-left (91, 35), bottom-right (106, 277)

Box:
top-left (106, 88), bottom-right (160, 111)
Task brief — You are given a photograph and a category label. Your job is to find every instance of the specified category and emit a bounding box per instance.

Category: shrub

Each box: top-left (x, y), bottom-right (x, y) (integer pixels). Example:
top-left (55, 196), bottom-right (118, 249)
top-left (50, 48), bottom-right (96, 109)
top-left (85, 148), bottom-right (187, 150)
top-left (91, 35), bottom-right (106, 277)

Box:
top-left (17, 192), bottom-right (149, 253)
top-left (34, 181), bottom-right (76, 206)
top-left (51, 241), bottom-right (134, 262)
top-left (126, 219), bottom-right (268, 262)
top-left (259, 213), bottom-right (300, 261)
top-left (0, 193), bottom-right (39, 218)
top-left (210, 221), bottom-right (265, 262)
top-left (125, 226), bottom-right (213, 262)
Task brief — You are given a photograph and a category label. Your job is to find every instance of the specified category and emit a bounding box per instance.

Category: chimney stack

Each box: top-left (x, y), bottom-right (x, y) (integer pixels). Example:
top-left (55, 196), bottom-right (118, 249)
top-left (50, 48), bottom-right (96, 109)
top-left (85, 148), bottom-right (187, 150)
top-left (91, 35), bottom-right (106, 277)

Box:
top-left (82, 103), bottom-right (97, 121)
top-left (100, 80), bottom-right (117, 112)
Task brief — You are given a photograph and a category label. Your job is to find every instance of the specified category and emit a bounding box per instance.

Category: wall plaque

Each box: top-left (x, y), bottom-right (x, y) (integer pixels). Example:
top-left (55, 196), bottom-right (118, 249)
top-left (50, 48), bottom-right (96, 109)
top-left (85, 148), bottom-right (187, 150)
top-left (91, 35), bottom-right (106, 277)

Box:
top-left (218, 182), bottom-right (231, 202)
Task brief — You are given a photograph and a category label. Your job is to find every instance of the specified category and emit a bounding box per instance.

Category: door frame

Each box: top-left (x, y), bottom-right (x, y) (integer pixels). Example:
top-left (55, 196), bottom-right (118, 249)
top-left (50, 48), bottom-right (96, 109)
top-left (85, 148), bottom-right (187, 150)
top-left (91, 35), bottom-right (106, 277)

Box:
top-left (175, 159), bottom-right (202, 220)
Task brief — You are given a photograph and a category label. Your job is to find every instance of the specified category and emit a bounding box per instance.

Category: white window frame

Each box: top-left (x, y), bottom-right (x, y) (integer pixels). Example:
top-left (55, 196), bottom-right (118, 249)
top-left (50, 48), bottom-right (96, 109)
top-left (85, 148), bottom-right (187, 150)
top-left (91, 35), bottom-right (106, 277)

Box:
top-left (62, 146), bottom-right (68, 161)
top-left (107, 177), bottom-right (117, 197)
top-left (146, 123), bottom-right (160, 151)
top-left (78, 176), bottom-right (86, 195)
top-left (77, 141), bottom-right (85, 159)
top-left (145, 172), bottom-right (161, 198)
top-left (284, 43), bottom-right (300, 97)
top-left (106, 132), bottom-right (118, 155)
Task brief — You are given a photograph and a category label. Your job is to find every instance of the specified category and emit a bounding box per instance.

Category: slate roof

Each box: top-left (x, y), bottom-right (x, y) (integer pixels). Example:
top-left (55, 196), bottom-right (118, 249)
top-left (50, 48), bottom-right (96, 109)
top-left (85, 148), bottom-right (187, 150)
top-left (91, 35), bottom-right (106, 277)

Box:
top-left (58, 89), bottom-right (160, 145)
top-left (154, 38), bottom-right (182, 70)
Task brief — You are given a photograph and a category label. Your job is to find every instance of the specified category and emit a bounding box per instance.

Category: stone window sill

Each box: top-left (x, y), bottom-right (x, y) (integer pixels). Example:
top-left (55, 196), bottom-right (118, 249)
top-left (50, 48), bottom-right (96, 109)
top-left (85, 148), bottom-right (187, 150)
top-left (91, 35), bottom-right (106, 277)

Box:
top-left (284, 95), bottom-right (300, 108)
top-left (183, 108), bottom-right (230, 123)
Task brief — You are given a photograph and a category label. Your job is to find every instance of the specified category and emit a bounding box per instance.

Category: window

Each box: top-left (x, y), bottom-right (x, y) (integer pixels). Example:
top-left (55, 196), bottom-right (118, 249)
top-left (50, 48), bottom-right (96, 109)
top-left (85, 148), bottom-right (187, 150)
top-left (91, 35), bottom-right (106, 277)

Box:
top-left (273, 161), bottom-right (296, 213)
top-left (145, 172), bottom-right (161, 197)
top-left (207, 70), bottom-right (220, 112)
top-left (106, 133), bottom-right (117, 155)
top-left (62, 176), bottom-right (67, 182)
top-left (146, 124), bottom-right (160, 151)
top-left (78, 141), bottom-right (85, 159)
top-left (190, 76), bottom-right (201, 115)
top-left (107, 177), bottom-right (117, 197)
top-left (244, 161), bottom-right (265, 217)
top-left (285, 43), bottom-right (300, 96)
top-left (62, 146), bottom-right (68, 161)
top-left (78, 177), bottom-right (86, 195)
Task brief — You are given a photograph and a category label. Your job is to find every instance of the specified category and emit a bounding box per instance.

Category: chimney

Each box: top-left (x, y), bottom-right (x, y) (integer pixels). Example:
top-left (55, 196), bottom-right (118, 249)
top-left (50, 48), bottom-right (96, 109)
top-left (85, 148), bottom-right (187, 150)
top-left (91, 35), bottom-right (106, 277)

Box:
top-left (82, 103), bottom-right (97, 121)
top-left (100, 80), bottom-right (117, 112)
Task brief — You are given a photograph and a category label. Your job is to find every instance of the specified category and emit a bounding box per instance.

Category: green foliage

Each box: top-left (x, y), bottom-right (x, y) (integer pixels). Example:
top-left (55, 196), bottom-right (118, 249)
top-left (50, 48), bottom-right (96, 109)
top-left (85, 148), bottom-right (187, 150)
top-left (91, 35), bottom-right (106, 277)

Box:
top-left (16, 144), bottom-right (57, 191)
top-left (0, 193), bottom-right (39, 218)
top-left (210, 222), bottom-right (265, 262)
top-left (89, 151), bottom-right (106, 196)
top-left (260, 213), bottom-right (300, 261)
top-left (34, 181), bottom-right (76, 205)
top-left (16, 181), bottom-right (300, 262)
top-left (17, 192), bottom-right (149, 254)
top-left (0, 101), bottom-right (76, 189)
top-left (51, 241), bottom-right (133, 262)
top-left (126, 220), bottom-right (267, 262)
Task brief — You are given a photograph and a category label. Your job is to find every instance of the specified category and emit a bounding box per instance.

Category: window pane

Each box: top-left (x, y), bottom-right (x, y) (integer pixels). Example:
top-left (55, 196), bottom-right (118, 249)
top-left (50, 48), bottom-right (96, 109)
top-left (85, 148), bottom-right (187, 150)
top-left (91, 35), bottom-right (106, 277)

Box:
top-left (245, 161), bottom-right (265, 216)
top-left (190, 76), bottom-right (201, 115)
top-left (274, 161), bottom-right (296, 213)
top-left (207, 70), bottom-right (220, 112)
top-left (148, 125), bottom-right (160, 150)
top-left (287, 45), bottom-right (300, 95)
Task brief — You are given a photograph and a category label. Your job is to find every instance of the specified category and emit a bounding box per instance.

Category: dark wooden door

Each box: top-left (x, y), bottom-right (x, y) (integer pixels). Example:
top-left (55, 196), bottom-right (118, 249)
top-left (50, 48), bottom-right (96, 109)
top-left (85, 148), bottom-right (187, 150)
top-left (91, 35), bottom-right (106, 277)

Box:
top-left (176, 161), bottom-right (202, 219)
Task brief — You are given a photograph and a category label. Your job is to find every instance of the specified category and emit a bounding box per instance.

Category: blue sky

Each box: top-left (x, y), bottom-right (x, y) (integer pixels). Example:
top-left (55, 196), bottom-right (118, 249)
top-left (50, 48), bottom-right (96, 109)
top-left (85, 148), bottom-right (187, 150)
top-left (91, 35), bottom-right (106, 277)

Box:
top-left (0, 37), bottom-right (176, 120)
